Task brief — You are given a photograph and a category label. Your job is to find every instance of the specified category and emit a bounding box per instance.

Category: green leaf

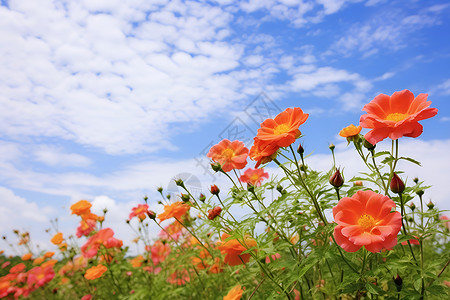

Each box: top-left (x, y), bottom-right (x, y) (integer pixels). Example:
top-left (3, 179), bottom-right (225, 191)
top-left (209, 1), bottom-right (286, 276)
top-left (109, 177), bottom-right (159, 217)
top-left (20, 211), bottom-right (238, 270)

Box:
top-left (399, 156), bottom-right (422, 166)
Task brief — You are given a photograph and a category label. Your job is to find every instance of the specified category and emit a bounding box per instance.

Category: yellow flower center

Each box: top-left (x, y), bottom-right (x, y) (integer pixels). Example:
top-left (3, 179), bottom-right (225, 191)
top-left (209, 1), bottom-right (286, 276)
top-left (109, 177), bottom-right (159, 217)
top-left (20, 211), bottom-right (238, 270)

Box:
top-left (385, 113), bottom-right (409, 122)
top-left (221, 148), bottom-right (235, 159)
top-left (273, 123), bottom-right (290, 135)
top-left (358, 214), bottom-right (376, 230)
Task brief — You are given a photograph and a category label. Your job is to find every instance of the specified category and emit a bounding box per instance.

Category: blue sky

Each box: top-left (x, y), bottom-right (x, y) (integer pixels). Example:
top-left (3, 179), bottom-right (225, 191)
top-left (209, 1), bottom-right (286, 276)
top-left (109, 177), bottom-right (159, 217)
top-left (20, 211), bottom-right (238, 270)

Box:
top-left (1, 0), bottom-right (449, 250)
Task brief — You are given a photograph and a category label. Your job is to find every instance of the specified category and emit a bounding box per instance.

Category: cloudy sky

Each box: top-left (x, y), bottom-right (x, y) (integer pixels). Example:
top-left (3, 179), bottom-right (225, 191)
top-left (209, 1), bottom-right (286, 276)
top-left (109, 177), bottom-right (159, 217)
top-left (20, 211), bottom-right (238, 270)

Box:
top-left (1, 0), bottom-right (449, 252)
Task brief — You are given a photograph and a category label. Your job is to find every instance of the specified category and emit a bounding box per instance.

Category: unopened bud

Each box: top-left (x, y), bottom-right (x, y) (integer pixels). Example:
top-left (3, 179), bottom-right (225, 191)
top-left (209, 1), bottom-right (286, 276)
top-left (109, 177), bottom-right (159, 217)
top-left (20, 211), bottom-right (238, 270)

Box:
top-left (143, 195), bottom-right (148, 202)
top-left (166, 194), bottom-right (171, 200)
top-left (390, 173), bottom-right (405, 194)
top-left (297, 144), bottom-right (304, 155)
top-left (329, 143), bottom-right (335, 151)
top-left (363, 139), bottom-right (375, 150)
top-left (329, 168), bottom-right (344, 188)
top-left (181, 193), bottom-right (190, 202)
top-left (409, 202), bottom-right (416, 211)
top-left (175, 179), bottom-right (185, 187)
top-left (299, 164), bottom-right (307, 172)
top-left (103, 208), bottom-right (108, 214)
top-left (276, 184), bottom-right (283, 194)
top-left (147, 210), bottom-right (156, 220)
top-left (211, 162), bottom-right (222, 172)
top-left (199, 193), bottom-right (206, 202)
top-left (393, 274), bottom-right (403, 292)
top-left (207, 206), bottom-right (222, 220)
top-left (210, 184), bottom-right (220, 195)
top-left (427, 200), bottom-right (434, 210)
top-left (247, 184), bottom-right (255, 193)
top-left (413, 177), bottom-right (419, 184)
top-left (353, 181), bottom-right (363, 186)
top-left (416, 190), bottom-right (424, 197)
top-left (157, 186), bottom-right (163, 193)
top-left (126, 220), bottom-right (130, 224)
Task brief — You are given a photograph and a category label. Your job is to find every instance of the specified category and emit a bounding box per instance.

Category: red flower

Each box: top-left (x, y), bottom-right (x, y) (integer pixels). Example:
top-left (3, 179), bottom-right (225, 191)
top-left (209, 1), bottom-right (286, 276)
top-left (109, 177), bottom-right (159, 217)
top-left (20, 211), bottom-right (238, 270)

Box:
top-left (248, 138), bottom-right (280, 168)
top-left (129, 204), bottom-right (150, 221)
top-left (239, 168), bottom-right (269, 187)
top-left (81, 228), bottom-right (122, 258)
top-left (207, 139), bottom-right (249, 172)
top-left (360, 90), bottom-right (438, 145)
top-left (333, 190), bottom-right (402, 253)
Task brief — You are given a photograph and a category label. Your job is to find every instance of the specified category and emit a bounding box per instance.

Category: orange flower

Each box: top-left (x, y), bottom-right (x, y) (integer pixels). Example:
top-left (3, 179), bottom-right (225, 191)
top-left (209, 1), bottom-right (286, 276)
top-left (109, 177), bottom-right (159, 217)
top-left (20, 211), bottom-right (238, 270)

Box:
top-left (255, 107), bottom-right (308, 148)
top-left (360, 90), bottom-right (438, 145)
top-left (239, 168), bottom-right (269, 187)
top-left (22, 253), bottom-right (32, 261)
top-left (249, 138), bottom-right (280, 168)
top-left (158, 201), bottom-right (191, 223)
top-left (339, 124), bottom-right (362, 138)
top-left (130, 255), bottom-right (144, 268)
top-left (223, 284), bottom-right (243, 300)
top-left (59, 242), bottom-right (68, 252)
top-left (41, 260), bottom-right (58, 268)
top-left (70, 200), bottom-right (92, 216)
top-left (44, 251), bottom-right (55, 258)
top-left (207, 139), bottom-right (249, 172)
top-left (84, 264), bottom-right (107, 280)
top-left (333, 190), bottom-right (402, 253)
top-left (33, 257), bottom-right (45, 265)
top-left (51, 232), bottom-right (63, 245)
top-left (217, 233), bottom-right (257, 266)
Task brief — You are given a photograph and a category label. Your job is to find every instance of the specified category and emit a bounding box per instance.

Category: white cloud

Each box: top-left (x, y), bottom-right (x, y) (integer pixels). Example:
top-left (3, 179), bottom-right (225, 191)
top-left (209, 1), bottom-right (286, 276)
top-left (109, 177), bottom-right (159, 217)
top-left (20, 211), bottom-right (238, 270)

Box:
top-left (0, 186), bottom-right (55, 247)
top-left (32, 145), bottom-right (92, 167)
top-left (0, 1), bottom-right (251, 155)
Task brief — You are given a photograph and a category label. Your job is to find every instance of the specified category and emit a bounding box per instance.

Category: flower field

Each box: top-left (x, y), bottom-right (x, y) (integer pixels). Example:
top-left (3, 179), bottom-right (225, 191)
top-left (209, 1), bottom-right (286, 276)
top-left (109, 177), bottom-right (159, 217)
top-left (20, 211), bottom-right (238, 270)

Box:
top-left (1, 90), bottom-right (449, 299)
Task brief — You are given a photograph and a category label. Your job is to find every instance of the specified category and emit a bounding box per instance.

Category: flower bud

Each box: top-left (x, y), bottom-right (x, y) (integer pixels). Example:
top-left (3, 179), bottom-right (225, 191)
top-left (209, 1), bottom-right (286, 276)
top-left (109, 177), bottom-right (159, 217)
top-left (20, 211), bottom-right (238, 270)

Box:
top-left (413, 177), bottom-right (419, 184)
top-left (416, 189), bottom-right (424, 197)
top-left (247, 184), bottom-right (255, 193)
top-left (210, 184), bottom-right (220, 195)
top-left (427, 200), bottom-right (434, 210)
top-left (211, 162), bottom-right (222, 172)
top-left (207, 206), bottom-right (222, 220)
top-left (393, 274), bottom-right (403, 292)
top-left (143, 195), bottom-right (148, 202)
top-left (181, 193), bottom-right (190, 202)
top-left (363, 139), bottom-right (375, 150)
top-left (276, 184), bottom-right (283, 194)
top-left (199, 193), bottom-right (206, 202)
top-left (147, 210), bottom-right (156, 220)
top-left (175, 179), bottom-right (185, 187)
top-left (166, 194), bottom-right (171, 200)
top-left (299, 164), bottom-right (307, 172)
top-left (328, 143), bottom-right (335, 151)
top-left (297, 144), bottom-right (304, 155)
top-left (390, 173), bottom-right (405, 194)
top-left (329, 169), bottom-right (344, 188)
top-left (157, 186), bottom-right (163, 193)
top-left (409, 202), bottom-right (416, 211)
top-left (353, 181), bottom-right (363, 186)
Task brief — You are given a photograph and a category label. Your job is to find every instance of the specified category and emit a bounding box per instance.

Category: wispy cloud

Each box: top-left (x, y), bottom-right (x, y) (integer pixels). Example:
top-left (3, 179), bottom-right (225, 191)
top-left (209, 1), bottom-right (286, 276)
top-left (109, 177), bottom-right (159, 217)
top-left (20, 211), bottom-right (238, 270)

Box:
top-left (330, 3), bottom-right (450, 57)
